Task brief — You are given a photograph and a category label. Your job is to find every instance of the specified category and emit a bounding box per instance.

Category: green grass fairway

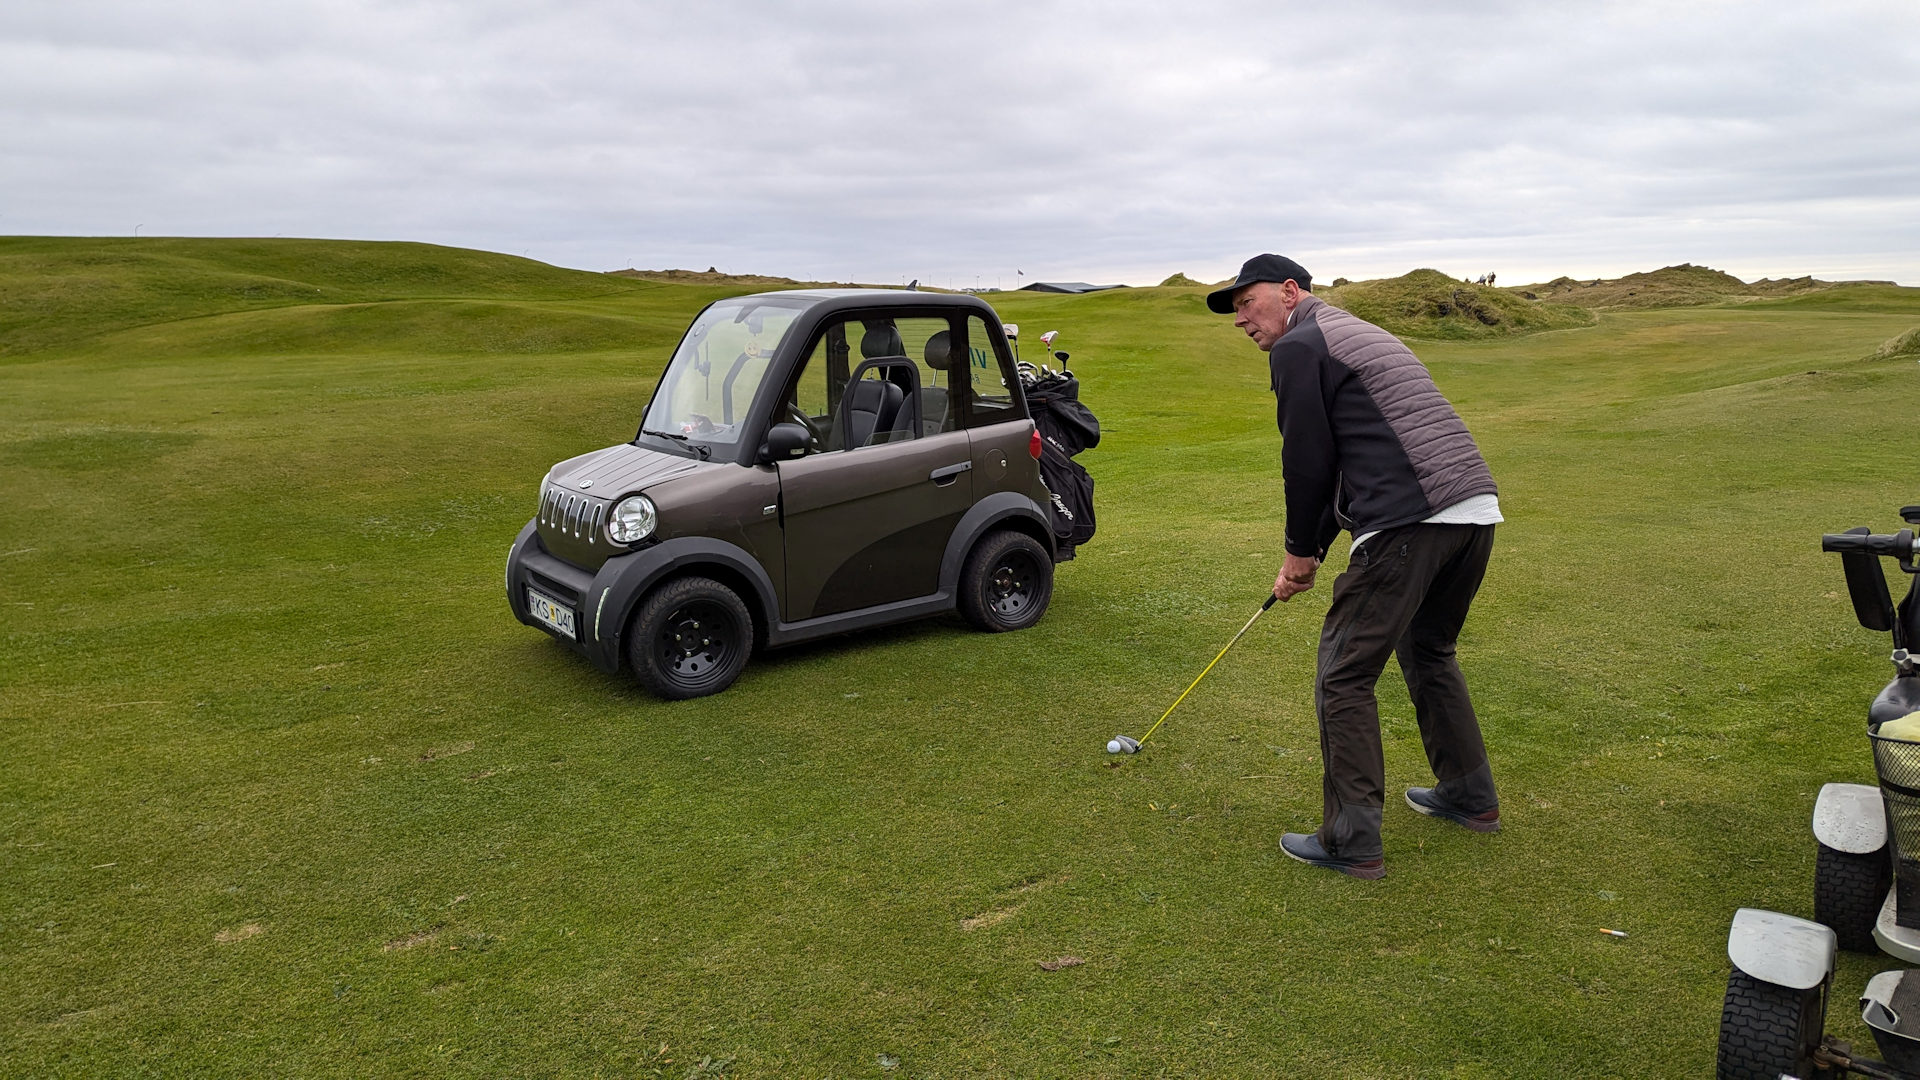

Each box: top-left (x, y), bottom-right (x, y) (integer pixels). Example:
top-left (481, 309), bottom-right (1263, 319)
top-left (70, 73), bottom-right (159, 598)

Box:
top-left (5, 238), bottom-right (1920, 1077)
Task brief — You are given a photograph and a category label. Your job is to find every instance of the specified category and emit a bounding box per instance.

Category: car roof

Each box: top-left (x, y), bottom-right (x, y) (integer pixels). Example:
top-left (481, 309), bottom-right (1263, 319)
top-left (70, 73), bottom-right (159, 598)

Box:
top-left (735, 288), bottom-right (998, 317)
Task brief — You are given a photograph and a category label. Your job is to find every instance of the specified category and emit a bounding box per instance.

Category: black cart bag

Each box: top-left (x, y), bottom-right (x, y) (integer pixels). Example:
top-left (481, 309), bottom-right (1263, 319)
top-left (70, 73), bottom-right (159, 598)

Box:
top-left (1025, 372), bottom-right (1099, 560)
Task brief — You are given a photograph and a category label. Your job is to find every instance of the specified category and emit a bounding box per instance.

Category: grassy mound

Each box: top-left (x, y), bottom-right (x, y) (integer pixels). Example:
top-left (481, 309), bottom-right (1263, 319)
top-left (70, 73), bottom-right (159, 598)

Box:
top-left (1741, 283), bottom-right (1920, 315)
top-left (1874, 326), bottom-right (1920, 359)
top-left (1513, 263), bottom-right (1866, 310)
top-left (0, 237), bottom-right (652, 357)
top-left (1158, 272), bottom-right (1204, 287)
top-left (92, 299), bottom-right (658, 360)
top-left (1320, 268), bottom-right (1595, 340)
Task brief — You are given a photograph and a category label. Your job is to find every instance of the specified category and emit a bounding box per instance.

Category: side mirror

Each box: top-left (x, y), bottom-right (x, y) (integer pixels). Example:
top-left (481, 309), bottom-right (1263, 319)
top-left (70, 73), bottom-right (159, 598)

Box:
top-left (761, 423), bottom-right (809, 463)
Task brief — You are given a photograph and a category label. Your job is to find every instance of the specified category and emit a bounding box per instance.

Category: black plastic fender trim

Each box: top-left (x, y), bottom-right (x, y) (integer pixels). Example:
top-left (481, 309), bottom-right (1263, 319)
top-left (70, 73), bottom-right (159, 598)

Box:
top-left (506, 519), bottom-right (540, 625)
top-left (938, 491), bottom-right (1055, 590)
top-left (584, 536), bottom-right (782, 675)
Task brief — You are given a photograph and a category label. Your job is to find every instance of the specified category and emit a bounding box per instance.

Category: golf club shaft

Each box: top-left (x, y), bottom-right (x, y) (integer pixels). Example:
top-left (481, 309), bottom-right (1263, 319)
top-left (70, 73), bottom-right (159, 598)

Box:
top-left (1136, 594), bottom-right (1278, 748)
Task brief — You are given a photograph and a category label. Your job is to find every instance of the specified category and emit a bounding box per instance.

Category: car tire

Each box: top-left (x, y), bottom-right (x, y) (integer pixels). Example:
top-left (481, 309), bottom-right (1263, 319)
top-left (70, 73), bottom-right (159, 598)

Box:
top-left (1715, 969), bottom-right (1825, 1080)
top-left (958, 530), bottom-right (1053, 632)
top-left (1814, 842), bottom-right (1890, 952)
top-left (628, 576), bottom-right (754, 700)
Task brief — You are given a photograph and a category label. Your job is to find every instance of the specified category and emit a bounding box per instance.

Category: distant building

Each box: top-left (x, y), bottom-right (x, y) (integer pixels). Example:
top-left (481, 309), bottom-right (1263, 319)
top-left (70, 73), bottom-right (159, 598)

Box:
top-left (1017, 281), bottom-right (1128, 294)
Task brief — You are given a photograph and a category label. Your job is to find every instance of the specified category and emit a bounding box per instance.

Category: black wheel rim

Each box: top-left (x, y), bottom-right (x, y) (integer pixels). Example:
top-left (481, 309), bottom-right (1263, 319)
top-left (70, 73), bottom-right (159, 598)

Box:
top-left (987, 551), bottom-right (1040, 618)
top-left (656, 600), bottom-right (739, 685)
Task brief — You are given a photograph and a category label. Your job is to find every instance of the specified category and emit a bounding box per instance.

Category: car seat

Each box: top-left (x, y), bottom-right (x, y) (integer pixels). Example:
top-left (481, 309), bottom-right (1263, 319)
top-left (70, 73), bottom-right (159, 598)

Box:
top-left (921, 331), bottom-right (954, 436)
top-left (860, 322), bottom-right (925, 444)
top-left (839, 377), bottom-right (904, 448)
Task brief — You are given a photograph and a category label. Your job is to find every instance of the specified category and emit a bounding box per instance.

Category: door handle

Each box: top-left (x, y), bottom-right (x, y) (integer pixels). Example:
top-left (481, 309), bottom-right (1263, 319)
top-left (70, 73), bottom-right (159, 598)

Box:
top-left (929, 461), bottom-right (972, 483)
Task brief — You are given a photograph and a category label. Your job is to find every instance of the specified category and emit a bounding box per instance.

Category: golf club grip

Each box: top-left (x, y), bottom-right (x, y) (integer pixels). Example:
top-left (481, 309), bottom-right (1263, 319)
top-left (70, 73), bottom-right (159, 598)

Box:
top-left (1823, 531), bottom-right (1915, 557)
top-left (1262, 594), bottom-right (1278, 610)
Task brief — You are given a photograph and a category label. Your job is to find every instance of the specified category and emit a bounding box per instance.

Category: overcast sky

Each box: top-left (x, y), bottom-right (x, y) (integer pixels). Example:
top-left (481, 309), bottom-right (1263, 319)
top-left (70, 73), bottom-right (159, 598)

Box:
top-left (4, 1), bottom-right (1917, 287)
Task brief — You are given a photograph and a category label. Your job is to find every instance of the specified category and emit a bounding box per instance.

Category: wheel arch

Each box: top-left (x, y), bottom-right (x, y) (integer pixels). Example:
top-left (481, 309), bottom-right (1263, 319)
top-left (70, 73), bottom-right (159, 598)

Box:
top-left (991, 511), bottom-right (1053, 554)
top-left (629, 559), bottom-right (773, 653)
top-left (590, 536), bottom-right (780, 672)
top-left (938, 491), bottom-right (1054, 593)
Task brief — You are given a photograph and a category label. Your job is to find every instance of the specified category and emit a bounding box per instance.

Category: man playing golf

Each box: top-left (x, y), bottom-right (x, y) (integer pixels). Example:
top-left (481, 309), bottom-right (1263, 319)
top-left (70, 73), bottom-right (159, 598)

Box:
top-left (1209, 255), bottom-right (1502, 880)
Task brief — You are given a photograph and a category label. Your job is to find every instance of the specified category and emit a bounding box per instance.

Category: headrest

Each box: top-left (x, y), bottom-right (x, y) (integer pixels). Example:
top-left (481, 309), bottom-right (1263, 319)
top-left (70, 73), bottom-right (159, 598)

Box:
top-left (923, 330), bottom-right (952, 371)
top-left (861, 323), bottom-right (904, 359)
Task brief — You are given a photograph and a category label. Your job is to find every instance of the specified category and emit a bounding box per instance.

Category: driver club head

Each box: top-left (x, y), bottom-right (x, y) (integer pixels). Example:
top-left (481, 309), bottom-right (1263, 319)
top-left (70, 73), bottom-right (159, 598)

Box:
top-left (1106, 735), bottom-right (1141, 755)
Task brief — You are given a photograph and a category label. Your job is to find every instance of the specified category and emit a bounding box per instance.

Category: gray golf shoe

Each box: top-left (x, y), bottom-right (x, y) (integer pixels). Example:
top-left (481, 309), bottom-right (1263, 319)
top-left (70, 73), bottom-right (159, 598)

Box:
top-left (1405, 787), bottom-right (1501, 833)
top-left (1280, 832), bottom-right (1385, 880)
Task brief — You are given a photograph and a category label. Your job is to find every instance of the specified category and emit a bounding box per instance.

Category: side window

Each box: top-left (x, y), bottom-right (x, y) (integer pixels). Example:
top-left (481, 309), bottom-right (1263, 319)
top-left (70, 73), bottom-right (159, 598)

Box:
top-left (891, 316), bottom-right (961, 438)
top-left (964, 314), bottom-right (1020, 426)
top-left (780, 314), bottom-right (962, 454)
top-left (790, 324), bottom-right (846, 430)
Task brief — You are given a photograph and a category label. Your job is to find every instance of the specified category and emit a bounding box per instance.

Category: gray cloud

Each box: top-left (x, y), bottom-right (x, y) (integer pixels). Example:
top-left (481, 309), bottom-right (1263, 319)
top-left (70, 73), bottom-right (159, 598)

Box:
top-left (3, 0), bottom-right (1916, 285)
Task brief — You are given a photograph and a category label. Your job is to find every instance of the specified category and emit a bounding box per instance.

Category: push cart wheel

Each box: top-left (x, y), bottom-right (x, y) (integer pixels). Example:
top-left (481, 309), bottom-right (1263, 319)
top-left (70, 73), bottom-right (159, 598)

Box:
top-left (1715, 969), bottom-right (1825, 1080)
top-left (958, 530), bottom-right (1053, 633)
top-left (1814, 841), bottom-right (1891, 952)
top-left (628, 576), bottom-right (754, 700)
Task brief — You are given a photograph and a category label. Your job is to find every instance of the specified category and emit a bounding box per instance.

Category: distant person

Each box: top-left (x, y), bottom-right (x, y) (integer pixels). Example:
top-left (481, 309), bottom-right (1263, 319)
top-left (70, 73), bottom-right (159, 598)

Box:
top-left (1488, 272), bottom-right (1496, 287)
top-left (1208, 254), bottom-right (1503, 880)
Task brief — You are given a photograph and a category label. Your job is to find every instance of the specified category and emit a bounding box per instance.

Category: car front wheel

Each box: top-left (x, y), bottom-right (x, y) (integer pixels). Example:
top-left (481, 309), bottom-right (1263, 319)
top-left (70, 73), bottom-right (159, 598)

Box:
top-left (629, 576), bottom-right (754, 699)
top-left (958, 530), bottom-right (1053, 632)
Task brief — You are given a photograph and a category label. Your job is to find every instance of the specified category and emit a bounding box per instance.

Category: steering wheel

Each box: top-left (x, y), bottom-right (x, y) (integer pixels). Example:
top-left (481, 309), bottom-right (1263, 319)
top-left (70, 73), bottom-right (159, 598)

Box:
top-left (784, 401), bottom-right (824, 453)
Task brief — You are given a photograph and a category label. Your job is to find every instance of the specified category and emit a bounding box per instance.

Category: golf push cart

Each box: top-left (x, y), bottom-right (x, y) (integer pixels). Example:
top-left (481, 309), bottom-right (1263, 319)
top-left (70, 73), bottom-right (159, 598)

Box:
top-left (1716, 505), bottom-right (1920, 1079)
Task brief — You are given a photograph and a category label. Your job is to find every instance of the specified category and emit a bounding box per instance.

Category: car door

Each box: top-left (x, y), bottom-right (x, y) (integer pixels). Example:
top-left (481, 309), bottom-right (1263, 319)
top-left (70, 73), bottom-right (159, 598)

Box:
top-left (775, 313), bottom-right (973, 621)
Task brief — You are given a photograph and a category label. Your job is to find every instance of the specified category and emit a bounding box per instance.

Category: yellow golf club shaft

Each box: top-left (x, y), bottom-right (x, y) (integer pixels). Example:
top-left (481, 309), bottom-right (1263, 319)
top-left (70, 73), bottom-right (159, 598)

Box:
top-left (1136, 594), bottom-right (1277, 749)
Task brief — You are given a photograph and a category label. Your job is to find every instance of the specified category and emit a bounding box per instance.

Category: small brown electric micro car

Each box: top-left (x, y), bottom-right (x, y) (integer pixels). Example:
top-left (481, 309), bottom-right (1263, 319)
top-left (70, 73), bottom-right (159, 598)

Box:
top-left (505, 289), bottom-right (1061, 699)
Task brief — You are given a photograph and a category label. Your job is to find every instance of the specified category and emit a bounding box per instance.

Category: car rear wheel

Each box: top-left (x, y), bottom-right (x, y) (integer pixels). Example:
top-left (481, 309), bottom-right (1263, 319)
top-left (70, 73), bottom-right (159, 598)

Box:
top-left (629, 576), bottom-right (753, 700)
top-left (958, 530), bottom-right (1052, 632)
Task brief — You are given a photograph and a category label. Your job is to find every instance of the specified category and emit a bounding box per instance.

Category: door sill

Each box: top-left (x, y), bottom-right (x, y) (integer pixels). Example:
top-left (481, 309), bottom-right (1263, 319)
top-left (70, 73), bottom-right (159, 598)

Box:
top-left (768, 591), bottom-right (953, 648)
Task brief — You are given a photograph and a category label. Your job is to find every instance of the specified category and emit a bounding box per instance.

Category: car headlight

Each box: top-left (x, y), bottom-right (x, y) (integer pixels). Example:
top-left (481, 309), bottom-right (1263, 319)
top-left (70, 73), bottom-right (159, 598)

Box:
top-left (607, 494), bottom-right (658, 544)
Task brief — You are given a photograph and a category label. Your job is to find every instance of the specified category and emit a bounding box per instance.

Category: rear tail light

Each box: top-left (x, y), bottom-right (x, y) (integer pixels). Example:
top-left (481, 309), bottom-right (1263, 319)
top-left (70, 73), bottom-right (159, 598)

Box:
top-left (1029, 428), bottom-right (1042, 459)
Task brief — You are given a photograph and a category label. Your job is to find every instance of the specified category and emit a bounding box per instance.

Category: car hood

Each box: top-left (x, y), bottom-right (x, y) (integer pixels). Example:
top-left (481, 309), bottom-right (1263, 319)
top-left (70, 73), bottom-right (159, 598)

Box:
top-left (546, 442), bottom-right (713, 499)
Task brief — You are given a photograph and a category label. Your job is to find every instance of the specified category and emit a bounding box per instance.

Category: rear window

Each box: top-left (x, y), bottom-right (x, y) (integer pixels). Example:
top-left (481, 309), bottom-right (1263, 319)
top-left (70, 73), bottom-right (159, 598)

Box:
top-left (965, 314), bottom-right (1020, 426)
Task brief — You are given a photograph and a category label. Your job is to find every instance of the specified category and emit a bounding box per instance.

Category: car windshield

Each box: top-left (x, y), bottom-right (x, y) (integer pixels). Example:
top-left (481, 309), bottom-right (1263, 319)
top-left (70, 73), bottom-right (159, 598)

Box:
top-left (640, 296), bottom-right (808, 451)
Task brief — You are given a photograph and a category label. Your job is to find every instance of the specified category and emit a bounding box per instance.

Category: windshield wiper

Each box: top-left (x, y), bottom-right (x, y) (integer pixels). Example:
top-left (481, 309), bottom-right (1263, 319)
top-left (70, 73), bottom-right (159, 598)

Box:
top-left (641, 428), bottom-right (710, 460)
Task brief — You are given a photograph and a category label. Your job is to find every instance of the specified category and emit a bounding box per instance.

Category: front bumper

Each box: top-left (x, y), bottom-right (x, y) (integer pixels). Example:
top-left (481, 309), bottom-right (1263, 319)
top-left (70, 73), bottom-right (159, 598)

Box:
top-left (506, 520), bottom-right (782, 676)
top-left (506, 519), bottom-right (628, 674)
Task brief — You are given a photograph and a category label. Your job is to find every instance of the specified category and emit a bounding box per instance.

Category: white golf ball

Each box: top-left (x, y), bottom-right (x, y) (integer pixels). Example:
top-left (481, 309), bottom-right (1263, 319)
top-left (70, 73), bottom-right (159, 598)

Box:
top-left (1107, 739), bottom-right (1122, 754)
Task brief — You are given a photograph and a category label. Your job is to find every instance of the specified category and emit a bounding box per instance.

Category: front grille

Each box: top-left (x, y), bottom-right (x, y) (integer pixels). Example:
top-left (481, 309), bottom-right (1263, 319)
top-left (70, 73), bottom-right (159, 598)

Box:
top-left (539, 483), bottom-right (611, 546)
top-left (527, 568), bottom-right (583, 608)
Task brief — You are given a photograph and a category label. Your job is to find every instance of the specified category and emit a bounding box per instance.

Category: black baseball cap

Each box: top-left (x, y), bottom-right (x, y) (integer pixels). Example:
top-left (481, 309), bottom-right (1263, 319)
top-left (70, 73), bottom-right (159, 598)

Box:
top-left (1206, 254), bottom-right (1312, 314)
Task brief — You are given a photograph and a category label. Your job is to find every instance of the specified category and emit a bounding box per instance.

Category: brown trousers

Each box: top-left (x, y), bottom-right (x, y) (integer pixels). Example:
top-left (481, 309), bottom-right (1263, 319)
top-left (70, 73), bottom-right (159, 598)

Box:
top-left (1313, 523), bottom-right (1498, 860)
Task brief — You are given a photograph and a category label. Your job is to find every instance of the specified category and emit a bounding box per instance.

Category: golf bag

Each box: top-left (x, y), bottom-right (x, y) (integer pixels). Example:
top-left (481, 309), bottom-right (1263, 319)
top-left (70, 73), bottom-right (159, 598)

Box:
top-left (1025, 371), bottom-right (1099, 560)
